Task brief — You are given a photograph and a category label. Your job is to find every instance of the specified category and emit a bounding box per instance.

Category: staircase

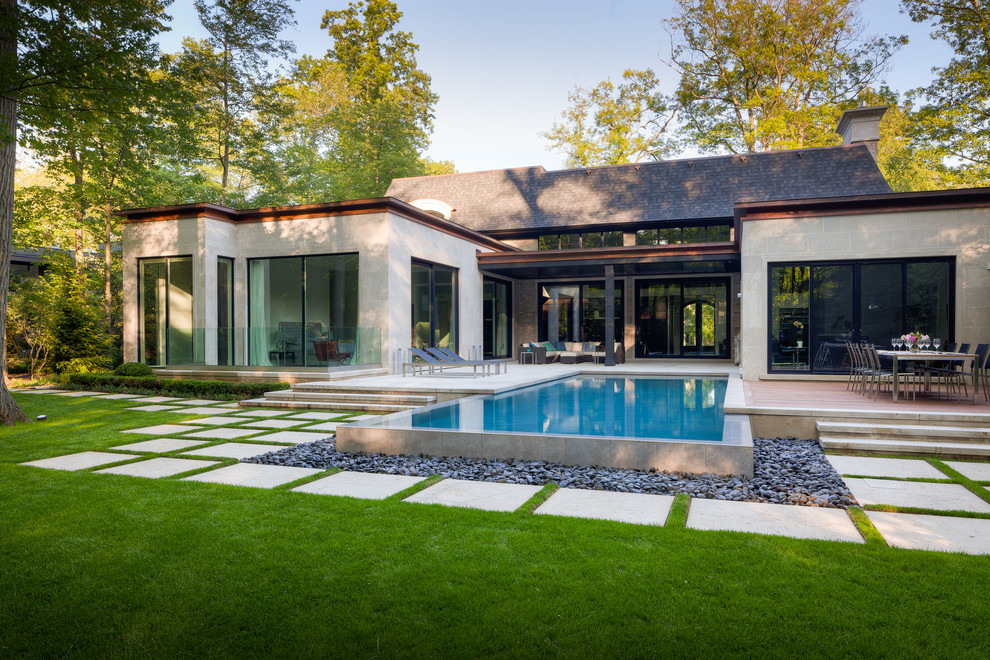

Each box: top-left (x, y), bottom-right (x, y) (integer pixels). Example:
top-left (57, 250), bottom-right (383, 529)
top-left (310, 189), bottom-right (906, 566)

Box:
top-left (241, 382), bottom-right (436, 413)
top-left (817, 421), bottom-right (990, 458)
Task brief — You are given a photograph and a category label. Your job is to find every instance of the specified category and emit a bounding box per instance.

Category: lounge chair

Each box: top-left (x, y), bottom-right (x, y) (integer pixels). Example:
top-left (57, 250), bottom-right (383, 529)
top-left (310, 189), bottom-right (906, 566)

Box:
top-left (432, 346), bottom-right (511, 375)
top-left (403, 347), bottom-right (489, 377)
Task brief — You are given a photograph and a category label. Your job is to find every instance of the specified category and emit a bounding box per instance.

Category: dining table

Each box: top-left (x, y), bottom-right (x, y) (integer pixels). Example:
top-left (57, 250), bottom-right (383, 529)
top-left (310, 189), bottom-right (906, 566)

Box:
top-left (876, 350), bottom-right (979, 404)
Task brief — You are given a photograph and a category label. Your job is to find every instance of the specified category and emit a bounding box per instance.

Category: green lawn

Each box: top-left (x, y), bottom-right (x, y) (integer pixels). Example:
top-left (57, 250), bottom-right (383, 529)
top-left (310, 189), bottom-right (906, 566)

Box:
top-left (2, 394), bottom-right (989, 657)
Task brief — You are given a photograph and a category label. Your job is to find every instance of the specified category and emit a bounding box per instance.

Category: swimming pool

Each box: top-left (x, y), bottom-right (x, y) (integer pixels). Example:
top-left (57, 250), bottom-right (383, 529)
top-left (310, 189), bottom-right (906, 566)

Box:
top-left (336, 375), bottom-right (754, 476)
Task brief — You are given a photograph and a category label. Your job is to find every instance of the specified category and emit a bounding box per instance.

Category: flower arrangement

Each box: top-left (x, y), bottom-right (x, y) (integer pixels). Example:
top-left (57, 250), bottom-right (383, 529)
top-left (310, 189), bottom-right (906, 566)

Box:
top-left (901, 332), bottom-right (930, 346)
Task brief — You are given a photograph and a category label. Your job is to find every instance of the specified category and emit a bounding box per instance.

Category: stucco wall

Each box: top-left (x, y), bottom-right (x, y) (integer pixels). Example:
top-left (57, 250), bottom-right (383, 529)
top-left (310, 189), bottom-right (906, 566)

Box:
top-left (122, 210), bottom-right (491, 371)
top-left (740, 207), bottom-right (990, 380)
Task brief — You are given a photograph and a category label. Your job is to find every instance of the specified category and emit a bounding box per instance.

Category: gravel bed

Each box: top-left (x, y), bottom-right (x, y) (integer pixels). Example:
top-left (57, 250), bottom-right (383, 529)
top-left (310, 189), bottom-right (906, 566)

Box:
top-left (246, 435), bottom-right (856, 508)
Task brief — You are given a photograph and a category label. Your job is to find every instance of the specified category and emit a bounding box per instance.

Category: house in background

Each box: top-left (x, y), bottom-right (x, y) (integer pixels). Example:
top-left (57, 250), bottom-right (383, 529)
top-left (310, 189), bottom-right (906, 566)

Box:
top-left (118, 106), bottom-right (990, 380)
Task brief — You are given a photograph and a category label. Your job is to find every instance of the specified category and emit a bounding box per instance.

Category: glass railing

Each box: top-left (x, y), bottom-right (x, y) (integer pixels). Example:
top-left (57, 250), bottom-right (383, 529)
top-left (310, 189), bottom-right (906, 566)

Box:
top-left (154, 326), bottom-right (381, 369)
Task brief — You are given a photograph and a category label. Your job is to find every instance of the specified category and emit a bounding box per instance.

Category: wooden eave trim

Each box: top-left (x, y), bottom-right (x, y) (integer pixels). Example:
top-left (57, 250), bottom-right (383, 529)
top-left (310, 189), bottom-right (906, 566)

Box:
top-left (117, 197), bottom-right (517, 253)
top-left (736, 187), bottom-right (990, 221)
top-left (476, 242), bottom-right (738, 265)
top-left (481, 216), bottom-right (734, 239)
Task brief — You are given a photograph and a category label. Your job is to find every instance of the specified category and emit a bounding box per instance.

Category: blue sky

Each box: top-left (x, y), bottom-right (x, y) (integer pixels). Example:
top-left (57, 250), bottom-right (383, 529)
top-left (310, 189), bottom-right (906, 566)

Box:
top-left (161, 0), bottom-right (952, 173)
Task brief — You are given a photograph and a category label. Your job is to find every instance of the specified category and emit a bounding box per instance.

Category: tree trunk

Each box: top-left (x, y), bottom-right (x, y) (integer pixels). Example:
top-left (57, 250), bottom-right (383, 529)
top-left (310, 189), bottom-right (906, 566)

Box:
top-left (104, 198), bottom-right (112, 331)
top-left (0, 0), bottom-right (31, 424)
top-left (69, 146), bottom-right (86, 285)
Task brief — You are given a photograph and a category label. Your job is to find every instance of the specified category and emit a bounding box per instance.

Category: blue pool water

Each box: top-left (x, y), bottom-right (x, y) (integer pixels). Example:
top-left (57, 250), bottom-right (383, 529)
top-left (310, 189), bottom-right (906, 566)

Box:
top-left (405, 376), bottom-right (727, 442)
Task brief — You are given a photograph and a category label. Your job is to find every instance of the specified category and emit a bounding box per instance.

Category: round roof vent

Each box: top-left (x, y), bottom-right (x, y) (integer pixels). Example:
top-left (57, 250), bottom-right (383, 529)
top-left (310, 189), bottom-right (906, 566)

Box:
top-left (409, 198), bottom-right (454, 220)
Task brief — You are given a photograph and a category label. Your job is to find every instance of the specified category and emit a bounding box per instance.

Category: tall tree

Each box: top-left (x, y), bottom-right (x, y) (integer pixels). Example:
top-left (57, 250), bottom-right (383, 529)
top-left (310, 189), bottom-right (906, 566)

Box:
top-left (0, 0), bottom-right (171, 424)
top-left (178, 0), bottom-right (296, 205)
top-left (543, 69), bottom-right (678, 167)
top-left (320, 0), bottom-right (437, 197)
top-left (665, 0), bottom-right (905, 153)
top-left (902, 0), bottom-right (990, 185)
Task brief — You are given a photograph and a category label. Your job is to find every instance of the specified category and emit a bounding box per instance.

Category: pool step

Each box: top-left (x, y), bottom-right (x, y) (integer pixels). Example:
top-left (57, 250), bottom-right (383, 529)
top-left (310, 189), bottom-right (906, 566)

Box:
top-left (817, 421), bottom-right (990, 458)
top-left (240, 389), bottom-right (436, 413)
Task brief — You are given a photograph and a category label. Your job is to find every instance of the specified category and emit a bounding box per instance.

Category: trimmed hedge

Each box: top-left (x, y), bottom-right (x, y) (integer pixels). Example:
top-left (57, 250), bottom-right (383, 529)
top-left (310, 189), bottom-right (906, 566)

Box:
top-left (67, 372), bottom-right (291, 399)
top-left (114, 362), bottom-right (155, 377)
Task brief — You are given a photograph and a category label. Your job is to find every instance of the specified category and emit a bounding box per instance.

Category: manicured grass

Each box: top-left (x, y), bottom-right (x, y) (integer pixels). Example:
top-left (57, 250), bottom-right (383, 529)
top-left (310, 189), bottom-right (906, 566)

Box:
top-left (2, 395), bottom-right (990, 656)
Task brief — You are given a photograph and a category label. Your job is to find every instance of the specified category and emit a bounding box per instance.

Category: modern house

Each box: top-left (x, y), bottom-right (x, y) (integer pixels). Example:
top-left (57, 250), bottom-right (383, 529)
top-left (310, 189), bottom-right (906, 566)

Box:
top-left (119, 106), bottom-right (990, 380)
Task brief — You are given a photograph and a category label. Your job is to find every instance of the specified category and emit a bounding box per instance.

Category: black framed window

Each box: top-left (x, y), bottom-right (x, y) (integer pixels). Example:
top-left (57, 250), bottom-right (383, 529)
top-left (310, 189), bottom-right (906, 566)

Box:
top-left (411, 260), bottom-right (459, 350)
top-left (538, 230), bottom-right (623, 250)
top-left (635, 222), bottom-right (733, 245)
top-left (217, 257), bottom-right (234, 366)
top-left (539, 281), bottom-right (623, 343)
top-left (138, 256), bottom-right (194, 366)
top-left (483, 276), bottom-right (511, 359)
top-left (768, 257), bottom-right (955, 373)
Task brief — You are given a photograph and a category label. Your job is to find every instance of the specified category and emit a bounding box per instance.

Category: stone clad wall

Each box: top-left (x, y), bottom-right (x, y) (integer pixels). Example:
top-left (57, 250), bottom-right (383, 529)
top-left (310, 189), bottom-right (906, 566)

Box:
top-left (740, 206), bottom-right (990, 380)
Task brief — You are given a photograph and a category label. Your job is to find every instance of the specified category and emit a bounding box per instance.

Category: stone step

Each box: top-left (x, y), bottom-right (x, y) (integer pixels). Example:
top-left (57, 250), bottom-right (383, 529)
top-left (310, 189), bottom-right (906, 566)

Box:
top-left (263, 390), bottom-right (436, 406)
top-left (817, 421), bottom-right (990, 443)
top-left (239, 398), bottom-right (419, 413)
top-left (819, 436), bottom-right (990, 458)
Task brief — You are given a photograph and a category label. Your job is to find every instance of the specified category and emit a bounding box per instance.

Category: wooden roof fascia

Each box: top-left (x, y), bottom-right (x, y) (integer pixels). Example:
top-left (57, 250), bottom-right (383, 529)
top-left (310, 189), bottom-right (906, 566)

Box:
top-left (476, 241), bottom-right (738, 266)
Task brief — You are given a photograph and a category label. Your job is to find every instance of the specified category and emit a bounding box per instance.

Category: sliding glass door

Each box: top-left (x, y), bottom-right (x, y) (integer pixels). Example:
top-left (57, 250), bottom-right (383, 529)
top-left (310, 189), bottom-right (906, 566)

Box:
top-left (635, 279), bottom-right (729, 358)
top-left (483, 277), bottom-right (511, 359)
top-left (411, 260), bottom-right (458, 350)
top-left (138, 256), bottom-right (194, 366)
top-left (539, 281), bottom-right (623, 344)
top-left (768, 258), bottom-right (954, 373)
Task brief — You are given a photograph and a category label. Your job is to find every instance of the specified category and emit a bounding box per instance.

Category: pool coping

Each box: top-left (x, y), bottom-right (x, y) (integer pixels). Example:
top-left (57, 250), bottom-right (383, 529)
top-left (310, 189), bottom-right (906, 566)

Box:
top-left (336, 375), bottom-right (754, 477)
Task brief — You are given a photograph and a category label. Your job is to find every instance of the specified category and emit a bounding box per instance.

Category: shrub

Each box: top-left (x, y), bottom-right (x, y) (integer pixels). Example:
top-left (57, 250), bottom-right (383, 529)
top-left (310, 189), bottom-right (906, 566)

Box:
top-left (66, 372), bottom-right (291, 399)
top-left (114, 362), bottom-right (154, 377)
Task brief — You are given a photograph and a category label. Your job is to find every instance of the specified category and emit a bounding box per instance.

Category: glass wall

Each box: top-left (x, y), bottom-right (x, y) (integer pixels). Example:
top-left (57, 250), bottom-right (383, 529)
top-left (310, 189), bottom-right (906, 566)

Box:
top-left (411, 260), bottom-right (459, 350)
top-left (248, 254), bottom-right (359, 366)
top-left (217, 257), bottom-right (233, 366)
top-left (483, 277), bottom-right (511, 359)
top-left (539, 281), bottom-right (623, 344)
top-left (768, 258), bottom-right (954, 373)
top-left (636, 279), bottom-right (729, 358)
top-left (138, 256), bottom-right (194, 365)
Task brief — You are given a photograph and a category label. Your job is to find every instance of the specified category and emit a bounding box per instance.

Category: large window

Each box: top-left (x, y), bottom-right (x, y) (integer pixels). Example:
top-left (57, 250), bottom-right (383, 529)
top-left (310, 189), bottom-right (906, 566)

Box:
top-left (411, 260), bottom-right (459, 350)
top-left (483, 277), bottom-right (511, 359)
top-left (768, 258), bottom-right (954, 373)
top-left (138, 256), bottom-right (194, 366)
top-left (636, 223), bottom-right (732, 245)
top-left (539, 281), bottom-right (623, 344)
top-left (248, 254), bottom-right (359, 366)
top-left (538, 230), bottom-right (623, 250)
top-left (217, 257), bottom-right (234, 366)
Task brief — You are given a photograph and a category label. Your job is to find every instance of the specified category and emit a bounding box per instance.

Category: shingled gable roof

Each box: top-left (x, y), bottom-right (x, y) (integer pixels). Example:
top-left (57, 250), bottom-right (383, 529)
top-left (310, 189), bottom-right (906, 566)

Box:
top-left (386, 144), bottom-right (891, 234)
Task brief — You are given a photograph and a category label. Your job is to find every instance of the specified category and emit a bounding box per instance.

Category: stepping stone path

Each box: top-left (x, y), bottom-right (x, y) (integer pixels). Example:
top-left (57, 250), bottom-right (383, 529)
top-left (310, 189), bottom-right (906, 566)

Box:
top-left (248, 431), bottom-right (331, 445)
top-left (113, 438), bottom-right (210, 453)
top-left (826, 455), bottom-right (946, 480)
top-left (168, 407), bottom-right (235, 415)
top-left (128, 405), bottom-right (183, 412)
top-left (97, 457), bottom-right (218, 478)
top-left (287, 412), bottom-right (349, 421)
top-left (178, 417), bottom-right (243, 426)
top-left (944, 461), bottom-right (990, 482)
top-left (687, 498), bottom-right (864, 543)
top-left (181, 442), bottom-right (289, 460)
top-left (843, 478), bottom-right (990, 513)
top-left (171, 399), bottom-right (225, 406)
top-left (536, 488), bottom-right (674, 526)
top-left (182, 428), bottom-right (262, 440)
top-left (183, 463), bottom-right (321, 489)
top-left (293, 471), bottom-right (425, 499)
top-left (233, 410), bottom-right (289, 418)
top-left (302, 422), bottom-right (341, 432)
top-left (239, 419), bottom-right (308, 429)
top-left (404, 479), bottom-right (542, 512)
top-left (867, 511), bottom-right (990, 555)
top-left (23, 451), bottom-right (139, 471)
top-left (123, 424), bottom-right (202, 436)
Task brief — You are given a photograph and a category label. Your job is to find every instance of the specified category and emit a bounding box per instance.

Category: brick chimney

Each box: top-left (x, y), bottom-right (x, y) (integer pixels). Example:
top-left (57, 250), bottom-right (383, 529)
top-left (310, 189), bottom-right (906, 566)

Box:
top-left (835, 104), bottom-right (888, 162)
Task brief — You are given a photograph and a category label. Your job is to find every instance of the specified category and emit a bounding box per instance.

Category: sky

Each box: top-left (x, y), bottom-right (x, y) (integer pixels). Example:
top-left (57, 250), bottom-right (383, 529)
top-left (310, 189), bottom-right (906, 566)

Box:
top-left (159, 0), bottom-right (953, 174)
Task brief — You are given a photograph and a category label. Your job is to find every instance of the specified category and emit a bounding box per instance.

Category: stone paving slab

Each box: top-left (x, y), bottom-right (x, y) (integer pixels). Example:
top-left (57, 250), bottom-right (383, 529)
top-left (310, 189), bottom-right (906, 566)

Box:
top-left (536, 488), bottom-right (674, 526)
top-left (867, 510), bottom-right (990, 555)
top-left (182, 428), bottom-right (262, 440)
top-left (123, 424), bottom-right (203, 435)
top-left (126, 405), bottom-right (183, 413)
top-left (343, 415), bottom-right (380, 422)
top-left (239, 419), bottom-right (308, 429)
top-left (302, 422), bottom-right (340, 433)
top-left (22, 451), bottom-right (140, 471)
top-left (181, 442), bottom-right (287, 459)
top-left (96, 457), bottom-right (219, 478)
top-left (232, 409), bottom-right (288, 418)
top-left (844, 478), bottom-right (990, 513)
top-left (183, 463), bottom-right (321, 488)
top-left (130, 396), bottom-right (185, 403)
top-left (293, 471), bottom-right (425, 499)
top-left (215, 403), bottom-right (242, 408)
top-left (113, 438), bottom-right (210, 453)
top-left (287, 412), bottom-right (349, 421)
top-left (178, 416), bottom-right (242, 426)
top-left (251, 431), bottom-right (330, 445)
top-left (53, 391), bottom-right (107, 397)
top-left (171, 399), bottom-right (224, 406)
top-left (943, 461), bottom-right (990, 482)
top-left (99, 393), bottom-right (143, 400)
top-left (826, 456), bottom-right (946, 479)
top-left (168, 407), bottom-right (236, 416)
top-left (404, 479), bottom-right (542, 512)
top-left (686, 498), bottom-right (864, 543)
